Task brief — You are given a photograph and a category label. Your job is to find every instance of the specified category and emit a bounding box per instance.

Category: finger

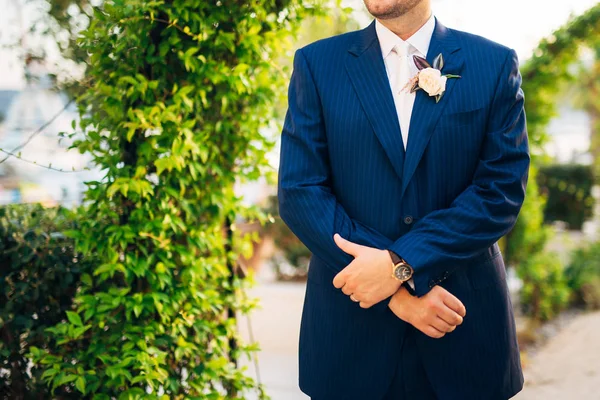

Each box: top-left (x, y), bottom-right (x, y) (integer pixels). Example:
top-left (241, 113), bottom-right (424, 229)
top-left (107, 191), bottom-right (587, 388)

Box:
top-left (332, 269), bottom-right (348, 289)
top-left (333, 233), bottom-right (364, 257)
top-left (442, 293), bottom-right (467, 318)
top-left (431, 316), bottom-right (457, 333)
top-left (423, 325), bottom-right (446, 339)
top-left (359, 301), bottom-right (372, 309)
top-left (342, 285), bottom-right (353, 295)
top-left (437, 304), bottom-right (464, 326)
top-left (333, 257), bottom-right (362, 289)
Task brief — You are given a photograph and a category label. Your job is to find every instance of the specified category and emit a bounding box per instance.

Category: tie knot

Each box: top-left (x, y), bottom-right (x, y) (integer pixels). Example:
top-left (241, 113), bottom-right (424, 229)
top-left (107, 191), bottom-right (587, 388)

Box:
top-left (392, 42), bottom-right (411, 58)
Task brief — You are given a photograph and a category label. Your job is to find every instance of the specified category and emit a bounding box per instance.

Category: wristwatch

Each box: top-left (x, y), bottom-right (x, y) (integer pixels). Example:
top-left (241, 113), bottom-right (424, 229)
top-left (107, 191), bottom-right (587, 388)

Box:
top-left (387, 250), bottom-right (414, 282)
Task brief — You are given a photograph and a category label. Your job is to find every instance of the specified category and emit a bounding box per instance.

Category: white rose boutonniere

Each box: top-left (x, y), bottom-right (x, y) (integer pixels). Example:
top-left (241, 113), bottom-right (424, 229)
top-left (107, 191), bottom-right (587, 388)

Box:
top-left (401, 53), bottom-right (460, 103)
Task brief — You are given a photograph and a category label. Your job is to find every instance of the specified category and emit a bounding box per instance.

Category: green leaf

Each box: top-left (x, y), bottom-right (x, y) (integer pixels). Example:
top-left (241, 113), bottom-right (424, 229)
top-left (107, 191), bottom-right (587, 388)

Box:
top-left (29, 346), bottom-right (40, 357)
top-left (199, 147), bottom-right (209, 163)
top-left (66, 311), bottom-right (83, 327)
top-left (84, 308), bottom-right (95, 322)
top-left (133, 305), bottom-right (143, 317)
top-left (73, 325), bottom-right (91, 338)
top-left (57, 374), bottom-right (78, 386)
top-left (126, 127), bottom-right (136, 142)
top-left (81, 273), bottom-right (93, 286)
top-left (41, 368), bottom-right (58, 381)
top-left (155, 157), bottom-right (173, 176)
top-left (76, 376), bottom-right (86, 394)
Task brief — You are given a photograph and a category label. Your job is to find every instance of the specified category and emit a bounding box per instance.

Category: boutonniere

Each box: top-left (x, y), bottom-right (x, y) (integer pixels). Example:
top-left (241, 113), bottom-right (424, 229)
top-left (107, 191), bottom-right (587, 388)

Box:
top-left (401, 53), bottom-right (461, 103)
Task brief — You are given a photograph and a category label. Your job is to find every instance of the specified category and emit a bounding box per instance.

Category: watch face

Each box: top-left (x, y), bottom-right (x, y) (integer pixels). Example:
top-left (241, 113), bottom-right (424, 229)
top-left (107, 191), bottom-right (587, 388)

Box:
top-left (394, 264), bottom-right (412, 281)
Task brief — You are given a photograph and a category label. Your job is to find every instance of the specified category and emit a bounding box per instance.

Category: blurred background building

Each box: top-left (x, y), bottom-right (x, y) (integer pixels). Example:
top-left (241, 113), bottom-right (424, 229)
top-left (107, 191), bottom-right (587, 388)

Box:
top-left (0, 60), bottom-right (94, 206)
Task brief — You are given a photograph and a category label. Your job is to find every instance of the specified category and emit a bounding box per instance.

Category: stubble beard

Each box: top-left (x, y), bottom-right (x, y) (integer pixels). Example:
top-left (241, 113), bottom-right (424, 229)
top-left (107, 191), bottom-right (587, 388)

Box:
top-left (364, 0), bottom-right (423, 19)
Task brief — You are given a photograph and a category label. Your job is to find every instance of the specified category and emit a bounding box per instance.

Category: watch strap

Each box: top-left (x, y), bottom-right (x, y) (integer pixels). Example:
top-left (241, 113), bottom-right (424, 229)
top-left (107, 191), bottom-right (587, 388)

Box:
top-left (387, 249), bottom-right (403, 265)
top-left (403, 280), bottom-right (416, 296)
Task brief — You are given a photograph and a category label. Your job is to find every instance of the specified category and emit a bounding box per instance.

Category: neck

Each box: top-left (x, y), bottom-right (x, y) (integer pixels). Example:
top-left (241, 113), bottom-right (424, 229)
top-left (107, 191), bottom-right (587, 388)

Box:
top-left (376, 4), bottom-right (432, 41)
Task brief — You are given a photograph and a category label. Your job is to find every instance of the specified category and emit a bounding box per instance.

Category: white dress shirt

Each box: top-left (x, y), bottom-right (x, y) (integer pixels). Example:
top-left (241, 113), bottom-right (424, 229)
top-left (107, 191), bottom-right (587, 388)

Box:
top-left (375, 14), bottom-right (436, 290)
top-left (375, 13), bottom-right (436, 150)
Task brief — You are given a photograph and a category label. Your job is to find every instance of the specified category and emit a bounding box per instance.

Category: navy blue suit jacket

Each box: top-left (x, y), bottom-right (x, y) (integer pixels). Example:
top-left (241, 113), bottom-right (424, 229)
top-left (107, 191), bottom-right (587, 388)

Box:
top-left (278, 16), bottom-right (528, 400)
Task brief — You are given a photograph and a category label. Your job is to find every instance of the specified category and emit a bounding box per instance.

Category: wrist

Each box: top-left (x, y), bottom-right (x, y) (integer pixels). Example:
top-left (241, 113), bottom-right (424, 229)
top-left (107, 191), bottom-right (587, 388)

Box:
top-left (381, 250), bottom-right (402, 286)
top-left (389, 286), bottom-right (415, 323)
top-left (387, 250), bottom-right (414, 283)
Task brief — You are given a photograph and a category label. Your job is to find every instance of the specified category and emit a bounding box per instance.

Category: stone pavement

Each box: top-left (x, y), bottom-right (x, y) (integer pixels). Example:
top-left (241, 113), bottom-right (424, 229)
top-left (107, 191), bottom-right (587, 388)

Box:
top-left (514, 311), bottom-right (600, 400)
top-left (239, 269), bottom-right (600, 400)
top-left (238, 277), bottom-right (308, 400)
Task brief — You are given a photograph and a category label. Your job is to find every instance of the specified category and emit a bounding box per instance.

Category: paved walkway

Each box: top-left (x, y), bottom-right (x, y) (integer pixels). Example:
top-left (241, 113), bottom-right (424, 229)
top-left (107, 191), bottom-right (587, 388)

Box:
top-left (239, 271), bottom-right (600, 400)
top-left (238, 278), bottom-right (308, 400)
top-left (514, 311), bottom-right (600, 400)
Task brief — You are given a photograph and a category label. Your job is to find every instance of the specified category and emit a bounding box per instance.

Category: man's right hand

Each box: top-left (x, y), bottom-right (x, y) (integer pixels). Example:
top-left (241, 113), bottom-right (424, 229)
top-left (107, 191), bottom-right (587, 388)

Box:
top-left (388, 285), bottom-right (466, 339)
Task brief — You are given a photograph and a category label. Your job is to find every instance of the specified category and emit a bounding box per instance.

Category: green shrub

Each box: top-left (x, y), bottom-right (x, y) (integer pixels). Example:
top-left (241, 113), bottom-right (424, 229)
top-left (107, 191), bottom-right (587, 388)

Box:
top-left (517, 251), bottom-right (571, 321)
top-left (0, 204), bottom-right (87, 399)
top-left (537, 164), bottom-right (594, 230)
top-left (505, 166), bottom-right (552, 267)
top-left (29, 1), bottom-right (319, 398)
top-left (566, 243), bottom-right (600, 309)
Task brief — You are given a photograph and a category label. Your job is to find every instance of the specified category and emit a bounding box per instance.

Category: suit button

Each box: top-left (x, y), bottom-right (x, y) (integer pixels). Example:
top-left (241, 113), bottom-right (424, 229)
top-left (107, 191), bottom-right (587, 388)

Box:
top-left (403, 215), bottom-right (414, 225)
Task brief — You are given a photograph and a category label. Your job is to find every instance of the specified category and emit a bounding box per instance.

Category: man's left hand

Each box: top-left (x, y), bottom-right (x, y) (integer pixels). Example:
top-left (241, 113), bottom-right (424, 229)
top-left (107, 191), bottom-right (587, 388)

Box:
top-left (332, 233), bottom-right (402, 308)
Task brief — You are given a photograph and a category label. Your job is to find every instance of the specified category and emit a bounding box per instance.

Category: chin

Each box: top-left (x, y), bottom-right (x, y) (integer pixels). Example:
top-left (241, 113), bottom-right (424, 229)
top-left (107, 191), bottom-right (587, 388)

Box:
top-left (363, 0), bottom-right (421, 19)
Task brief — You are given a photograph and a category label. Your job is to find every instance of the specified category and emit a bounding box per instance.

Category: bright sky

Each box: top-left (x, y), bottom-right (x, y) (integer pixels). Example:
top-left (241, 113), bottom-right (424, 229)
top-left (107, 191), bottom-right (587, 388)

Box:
top-left (0, 0), bottom-right (598, 89)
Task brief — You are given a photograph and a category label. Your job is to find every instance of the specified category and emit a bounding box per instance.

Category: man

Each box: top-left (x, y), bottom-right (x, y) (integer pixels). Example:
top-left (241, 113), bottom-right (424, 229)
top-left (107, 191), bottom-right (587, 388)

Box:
top-left (277, 0), bottom-right (529, 398)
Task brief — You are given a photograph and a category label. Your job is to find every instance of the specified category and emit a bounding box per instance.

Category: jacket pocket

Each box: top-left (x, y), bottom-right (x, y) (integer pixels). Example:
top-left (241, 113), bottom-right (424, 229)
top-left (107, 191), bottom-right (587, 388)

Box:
top-left (437, 106), bottom-right (485, 129)
top-left (466, 250), bottom-right (507, 290)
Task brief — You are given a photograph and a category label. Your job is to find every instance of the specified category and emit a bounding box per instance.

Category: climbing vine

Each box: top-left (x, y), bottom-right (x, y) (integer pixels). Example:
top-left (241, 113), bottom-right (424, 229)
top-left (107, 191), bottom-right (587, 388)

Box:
top-left (507, 4), bottom-right (600, 320)
top-left (29, 1), bottom-right (321, 398)
top-left (520, 3), bottom-right (600, 151)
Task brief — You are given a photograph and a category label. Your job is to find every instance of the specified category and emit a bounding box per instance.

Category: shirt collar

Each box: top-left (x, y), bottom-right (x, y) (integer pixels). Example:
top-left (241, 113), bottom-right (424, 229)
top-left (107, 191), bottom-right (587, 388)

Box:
top-left (375, 13), bottom-right (436, 58)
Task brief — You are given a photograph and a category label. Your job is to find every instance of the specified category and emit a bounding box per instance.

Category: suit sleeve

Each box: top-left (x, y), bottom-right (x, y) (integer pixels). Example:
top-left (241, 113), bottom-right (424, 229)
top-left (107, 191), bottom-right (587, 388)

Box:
top-left (277, 48), bottom-right (395, 309)
top-left (387, 48), bottom-right (530, 297)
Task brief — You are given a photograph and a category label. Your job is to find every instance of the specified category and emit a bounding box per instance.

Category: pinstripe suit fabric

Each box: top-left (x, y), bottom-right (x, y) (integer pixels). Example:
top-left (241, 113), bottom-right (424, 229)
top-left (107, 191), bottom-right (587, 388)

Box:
top-left (277, 16), bottom-right (528, 400)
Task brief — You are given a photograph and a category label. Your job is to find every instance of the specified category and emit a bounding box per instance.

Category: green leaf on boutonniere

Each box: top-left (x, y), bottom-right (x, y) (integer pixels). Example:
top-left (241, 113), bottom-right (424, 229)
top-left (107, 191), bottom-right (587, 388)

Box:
top-left (444, 74), bottom-right (461, 79)
top-left (413, 54), bottom-right (431, 70)
top-left (432, 53), bottom-right (444, 70)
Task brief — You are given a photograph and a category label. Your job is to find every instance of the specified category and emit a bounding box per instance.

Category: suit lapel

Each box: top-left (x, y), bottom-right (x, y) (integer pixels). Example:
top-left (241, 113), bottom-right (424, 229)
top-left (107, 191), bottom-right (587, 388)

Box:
top-left (400, 17), bottom-right (465, 199)
top-left (345, 20), bottom-right (406, 180)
